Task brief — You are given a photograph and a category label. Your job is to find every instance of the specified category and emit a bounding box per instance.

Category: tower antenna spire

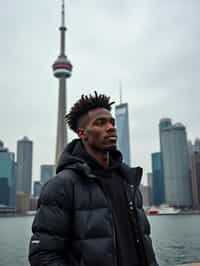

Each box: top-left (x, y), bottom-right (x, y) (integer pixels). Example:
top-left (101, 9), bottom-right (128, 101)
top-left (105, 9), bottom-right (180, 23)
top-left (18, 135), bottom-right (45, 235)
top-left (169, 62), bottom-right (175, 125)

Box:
top-left (61, 0), bottom-right (65, 28)
top-left (53, 0), bottom-right (73, 165)
top-left (119, 80), bottom-right (123, 104)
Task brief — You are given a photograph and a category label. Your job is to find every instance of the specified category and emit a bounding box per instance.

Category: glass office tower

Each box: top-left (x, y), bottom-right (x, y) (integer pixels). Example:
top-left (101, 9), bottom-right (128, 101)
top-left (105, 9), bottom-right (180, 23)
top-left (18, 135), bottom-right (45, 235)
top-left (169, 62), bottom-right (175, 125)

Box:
top-left (115, 103), bottom-right (131, 165)
top-left (0, 141), bottom-right (16, 208)
top-left (159, 119), bottom-right (192, 207)
top-left (151, 152), bottom-right (165, 205)
top-left (16, 136), bottom-right (33, 195)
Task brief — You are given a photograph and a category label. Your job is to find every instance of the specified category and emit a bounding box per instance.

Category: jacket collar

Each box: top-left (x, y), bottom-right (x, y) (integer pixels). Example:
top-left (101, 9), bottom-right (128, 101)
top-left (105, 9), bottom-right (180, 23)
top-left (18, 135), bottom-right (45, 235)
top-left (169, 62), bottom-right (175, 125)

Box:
top-left (66, 161), bottom-right (143, 188)
top-left (120, 164), bottom-right (143, 188)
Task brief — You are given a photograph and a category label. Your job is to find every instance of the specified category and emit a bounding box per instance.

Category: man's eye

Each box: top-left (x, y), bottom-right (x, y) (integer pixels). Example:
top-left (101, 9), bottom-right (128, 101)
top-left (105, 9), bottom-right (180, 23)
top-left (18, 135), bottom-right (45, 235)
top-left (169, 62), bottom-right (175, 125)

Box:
top-left (96, 119), bottom-right (105, 125)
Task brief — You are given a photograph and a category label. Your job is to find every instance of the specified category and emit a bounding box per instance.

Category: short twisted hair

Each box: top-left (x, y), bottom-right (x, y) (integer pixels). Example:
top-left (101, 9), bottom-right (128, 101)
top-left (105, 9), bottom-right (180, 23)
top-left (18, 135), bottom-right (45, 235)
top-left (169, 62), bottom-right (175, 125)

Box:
top-left (65, 91), bottom-right (115, 132)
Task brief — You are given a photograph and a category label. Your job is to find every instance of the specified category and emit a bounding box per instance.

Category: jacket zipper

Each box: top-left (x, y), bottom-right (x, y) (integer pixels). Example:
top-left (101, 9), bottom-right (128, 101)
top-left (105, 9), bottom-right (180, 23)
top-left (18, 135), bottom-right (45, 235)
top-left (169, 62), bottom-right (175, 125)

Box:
top-left (125, 182), bottom-right (149, 266)
top-left (95, 179), bottom-right (118, 266)
top-left (107, 194), bottom-right (118, 266)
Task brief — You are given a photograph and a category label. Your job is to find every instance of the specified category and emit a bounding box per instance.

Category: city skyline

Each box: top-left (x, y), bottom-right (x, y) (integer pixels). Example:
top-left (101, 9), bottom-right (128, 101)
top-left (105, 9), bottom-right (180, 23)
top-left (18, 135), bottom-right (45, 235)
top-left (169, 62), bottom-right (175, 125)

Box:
top-left (0, 1), bottom-right (200, 183)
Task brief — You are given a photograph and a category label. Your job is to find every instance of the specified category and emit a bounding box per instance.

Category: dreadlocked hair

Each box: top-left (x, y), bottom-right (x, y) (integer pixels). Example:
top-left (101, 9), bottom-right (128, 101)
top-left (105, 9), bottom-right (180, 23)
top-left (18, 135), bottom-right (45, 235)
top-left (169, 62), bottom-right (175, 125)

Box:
top-left (65, 91), bottom-right (115, 132)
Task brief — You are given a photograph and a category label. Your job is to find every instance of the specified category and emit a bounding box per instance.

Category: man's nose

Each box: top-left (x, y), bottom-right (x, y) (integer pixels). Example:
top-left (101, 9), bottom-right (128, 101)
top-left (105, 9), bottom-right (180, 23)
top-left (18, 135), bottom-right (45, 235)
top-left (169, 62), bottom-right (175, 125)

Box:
top-left (106, 122), bottom-right (116, 131)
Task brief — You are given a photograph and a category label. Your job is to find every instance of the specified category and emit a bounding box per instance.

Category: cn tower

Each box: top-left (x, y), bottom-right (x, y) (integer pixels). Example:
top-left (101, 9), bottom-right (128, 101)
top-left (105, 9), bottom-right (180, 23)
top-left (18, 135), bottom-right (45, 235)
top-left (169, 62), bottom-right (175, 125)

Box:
top-left (52, 0), bottom-right (72, 164)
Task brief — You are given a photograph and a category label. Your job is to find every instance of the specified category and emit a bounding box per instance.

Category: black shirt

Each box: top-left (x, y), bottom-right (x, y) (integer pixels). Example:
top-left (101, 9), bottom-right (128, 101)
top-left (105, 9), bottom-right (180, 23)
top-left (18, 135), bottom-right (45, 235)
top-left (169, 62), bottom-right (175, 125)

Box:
top-left (100, 170), bottom-right (141, 266)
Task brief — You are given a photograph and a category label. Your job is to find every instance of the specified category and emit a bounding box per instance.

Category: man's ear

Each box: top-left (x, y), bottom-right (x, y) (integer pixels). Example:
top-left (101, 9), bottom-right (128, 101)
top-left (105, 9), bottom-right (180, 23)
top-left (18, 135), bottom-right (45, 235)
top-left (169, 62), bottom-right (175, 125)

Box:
top-left (77, 128), bottom-right (88, 141)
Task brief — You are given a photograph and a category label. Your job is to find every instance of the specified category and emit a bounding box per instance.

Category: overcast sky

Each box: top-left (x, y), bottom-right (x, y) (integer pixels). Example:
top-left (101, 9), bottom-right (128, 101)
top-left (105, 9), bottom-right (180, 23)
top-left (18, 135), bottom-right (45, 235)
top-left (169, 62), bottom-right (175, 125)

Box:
top-left (1, 0), bottom-right (200, 184)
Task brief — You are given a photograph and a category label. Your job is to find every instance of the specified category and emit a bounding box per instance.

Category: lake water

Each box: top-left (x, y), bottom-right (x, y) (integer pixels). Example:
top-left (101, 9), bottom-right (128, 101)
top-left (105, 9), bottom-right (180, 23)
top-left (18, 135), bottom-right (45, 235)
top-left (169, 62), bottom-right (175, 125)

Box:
top-left (0, 214), bottom-right (200, 266)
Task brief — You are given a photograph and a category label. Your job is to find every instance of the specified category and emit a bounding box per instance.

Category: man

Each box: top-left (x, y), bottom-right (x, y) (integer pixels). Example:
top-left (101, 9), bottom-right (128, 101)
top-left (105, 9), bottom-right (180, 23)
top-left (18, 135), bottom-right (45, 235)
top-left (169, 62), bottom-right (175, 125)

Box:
top-left (29, 92), bottom-right (158, 266)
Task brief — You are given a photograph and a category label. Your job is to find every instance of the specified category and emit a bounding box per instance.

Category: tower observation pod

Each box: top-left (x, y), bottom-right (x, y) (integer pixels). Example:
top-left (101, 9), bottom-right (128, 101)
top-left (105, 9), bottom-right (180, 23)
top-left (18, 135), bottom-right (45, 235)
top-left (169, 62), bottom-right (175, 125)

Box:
top-left (53, 59), bottom-right (72, 78)
top-left (52, 0), bottom-right (73, 164)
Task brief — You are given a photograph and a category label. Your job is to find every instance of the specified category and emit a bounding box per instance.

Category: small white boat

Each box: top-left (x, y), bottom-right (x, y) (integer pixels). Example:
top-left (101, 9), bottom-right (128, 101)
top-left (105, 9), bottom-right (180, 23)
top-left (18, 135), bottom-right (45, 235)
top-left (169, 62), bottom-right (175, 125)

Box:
top-left (146, 204), bottom-right (181, 215)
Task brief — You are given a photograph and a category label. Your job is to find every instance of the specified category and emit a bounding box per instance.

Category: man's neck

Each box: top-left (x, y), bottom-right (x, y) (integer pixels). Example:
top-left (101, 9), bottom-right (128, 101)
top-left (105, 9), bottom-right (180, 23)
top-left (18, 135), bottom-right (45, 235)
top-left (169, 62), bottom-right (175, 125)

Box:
top-left (84, 144), bottom-right (109, 168)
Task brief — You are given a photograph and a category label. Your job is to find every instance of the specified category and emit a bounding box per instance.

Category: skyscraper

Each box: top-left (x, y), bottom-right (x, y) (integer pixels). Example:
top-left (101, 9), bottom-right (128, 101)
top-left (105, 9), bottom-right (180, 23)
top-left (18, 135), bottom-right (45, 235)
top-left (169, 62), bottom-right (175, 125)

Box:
top-left (52, 0), bottom-right (73, 164)
top-left (147, 172), bottom-right (153, 188)
top-left (33, 181), bottom-right (42, 198)
top-left (191, 151), bottom-right (200, 209)
top-left (147, 172), bottom-right (153, 206)
top-left (159, 118), bottom-right (172, 132)
top-left (194, 138), bottom-right (200, 152)
top-left (0, 178), bottom-right (9, 206)
top-left (151, 152), bottom-right (165, 206)
top-left (188, 140), bottom-right (194, 166)
top-left (16, 136), bottom-right (33, 195)
top-left (159, 119), bottom-right (192, 207)
top-left (115, 103), bottom-right (131, 165)
top-left (40, 164), bottom-right (55, 186)
top-left (140, 184), bottom-right (151, 207)
top-left (0, 141), bottom-right (17, 208)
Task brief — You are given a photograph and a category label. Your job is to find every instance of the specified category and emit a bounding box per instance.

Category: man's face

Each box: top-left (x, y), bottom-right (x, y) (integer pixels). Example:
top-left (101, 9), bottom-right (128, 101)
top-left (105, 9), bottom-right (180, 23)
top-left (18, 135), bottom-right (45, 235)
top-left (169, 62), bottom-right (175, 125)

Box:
top-left (78, 108), bottom-right (117, 152)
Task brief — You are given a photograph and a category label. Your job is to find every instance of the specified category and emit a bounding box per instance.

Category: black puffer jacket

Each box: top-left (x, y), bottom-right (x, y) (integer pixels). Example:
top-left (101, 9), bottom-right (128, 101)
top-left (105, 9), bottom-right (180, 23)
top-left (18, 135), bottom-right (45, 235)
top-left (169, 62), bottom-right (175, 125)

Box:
top-left (29, 140), bottom-right (158, 266)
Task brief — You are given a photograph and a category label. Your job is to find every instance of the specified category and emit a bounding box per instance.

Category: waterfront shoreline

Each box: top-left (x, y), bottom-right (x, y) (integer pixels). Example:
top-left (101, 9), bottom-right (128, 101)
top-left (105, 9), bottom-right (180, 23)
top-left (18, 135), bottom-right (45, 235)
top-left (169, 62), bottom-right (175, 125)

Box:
top-left (146, 210), bottom-right (200, 216)
top-left (147, 213), bottom-right (200, 216)
top-left (1, 211), bottom-right (200, 218)
top-left (178, 263), bottom-right (200, 266)
top-left (0, 211), bottom-right (36, 218)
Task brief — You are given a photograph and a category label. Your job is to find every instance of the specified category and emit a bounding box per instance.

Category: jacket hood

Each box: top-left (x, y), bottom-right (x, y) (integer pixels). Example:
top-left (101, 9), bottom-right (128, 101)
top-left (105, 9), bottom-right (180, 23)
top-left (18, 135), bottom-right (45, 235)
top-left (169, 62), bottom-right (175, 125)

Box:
top-left (56, 138), bottom-right (122, 172)
top-left (56, 139), bottom-right (143, 187)
top-left (56, 139), bottom-right (84, 174)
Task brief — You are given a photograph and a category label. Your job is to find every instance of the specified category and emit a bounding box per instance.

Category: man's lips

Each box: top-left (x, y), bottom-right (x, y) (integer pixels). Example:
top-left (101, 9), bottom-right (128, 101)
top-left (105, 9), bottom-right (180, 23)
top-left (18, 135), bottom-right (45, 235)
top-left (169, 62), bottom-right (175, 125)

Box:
top-left (104, 135), bottom-right (117, 141)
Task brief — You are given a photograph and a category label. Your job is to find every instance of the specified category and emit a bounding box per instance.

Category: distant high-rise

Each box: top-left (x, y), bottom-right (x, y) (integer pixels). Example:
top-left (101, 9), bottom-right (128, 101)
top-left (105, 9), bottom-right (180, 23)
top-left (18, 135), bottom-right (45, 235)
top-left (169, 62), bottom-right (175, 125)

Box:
top-left (194, 138), bottom-right (200, 152)
top-left (151, 152), bottom-right (165, 206)
top-left (147, 172), bottom-right (153, 206)
top-left (140, 184), bottom-right (151, 207)
top-left (187, 138), bottom-right (200, 170)
top-left (52, 0), bottom-right (73, 164)
top-left (0, 178), bottom-right (9, 206)
top-left (0, 141), bottom-right (17, 208)
top-left (147, 172), bottom-right (153, 188)
top-left (16, 136), bottom-right (33, 195)
top-left (115, 103), bottom-right (131, 165)
top-left (191, 151), bottom-right (200, 209)
top-left (33, 181), bottom-right (42, 198)
top-left (159, 118), bottom-right (172, 131)
top-left (159, 119), bottom-right (192, 207)
top-left (188, 140), bottom-right (194, 166)
top-left (40, 164), bottom-right (55, 185)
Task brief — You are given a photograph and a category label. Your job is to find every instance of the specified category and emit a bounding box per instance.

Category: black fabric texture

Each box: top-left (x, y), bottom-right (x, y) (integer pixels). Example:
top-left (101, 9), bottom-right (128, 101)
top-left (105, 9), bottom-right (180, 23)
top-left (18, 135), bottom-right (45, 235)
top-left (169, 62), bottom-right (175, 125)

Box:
top-left (71, 141), bottom-right (141, 266)
top-left (29, 139), bottom-right (158, 266)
